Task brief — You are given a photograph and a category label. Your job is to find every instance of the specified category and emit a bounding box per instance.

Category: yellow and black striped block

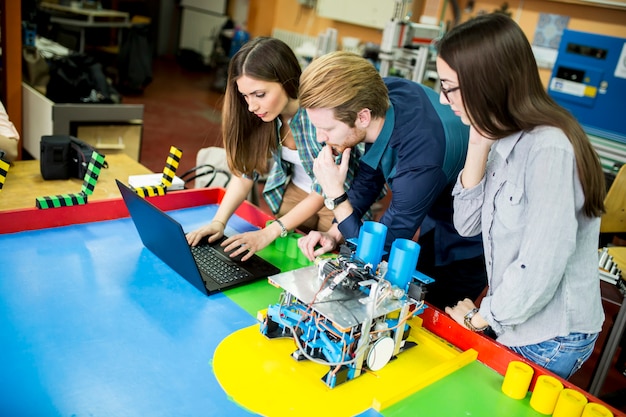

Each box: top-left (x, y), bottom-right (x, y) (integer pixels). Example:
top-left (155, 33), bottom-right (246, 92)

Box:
top-left (133, 184), bottom-right (166, 198)
top-left (161, 146), bottom-right (182, 187)
top-left (0, 158), bottom-right (9, 192)
top-left (131, 146), bottom-right (182, 198)
top-left (36, 192), bottom-right (88, 209)
top-left (81, 152), bottom-right (107, 196)
top-left (36, 152), bottom-right (105, 209)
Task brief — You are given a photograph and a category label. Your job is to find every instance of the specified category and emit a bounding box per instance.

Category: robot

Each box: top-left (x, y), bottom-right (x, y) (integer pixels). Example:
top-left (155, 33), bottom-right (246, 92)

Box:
top-left (259, 221), bottom-right (434, 388)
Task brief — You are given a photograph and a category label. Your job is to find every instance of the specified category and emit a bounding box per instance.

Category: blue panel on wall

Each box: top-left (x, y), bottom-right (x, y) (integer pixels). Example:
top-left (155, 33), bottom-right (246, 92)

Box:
top-left (548, 29), bottom-right (626, 144)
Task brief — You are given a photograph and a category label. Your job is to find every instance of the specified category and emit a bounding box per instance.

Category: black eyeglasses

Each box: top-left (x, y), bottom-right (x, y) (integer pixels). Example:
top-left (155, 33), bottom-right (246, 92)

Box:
top-left (440, 83), bottom-right (460, 102)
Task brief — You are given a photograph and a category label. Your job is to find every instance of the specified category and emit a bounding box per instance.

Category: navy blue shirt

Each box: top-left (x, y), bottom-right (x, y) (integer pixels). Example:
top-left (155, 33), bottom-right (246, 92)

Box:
top-left (338, 77), bottom-right (483, 265)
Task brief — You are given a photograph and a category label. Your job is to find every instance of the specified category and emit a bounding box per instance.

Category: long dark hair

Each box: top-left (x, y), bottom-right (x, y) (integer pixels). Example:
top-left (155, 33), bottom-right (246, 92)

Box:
top-left (222, 37), bottom-right (301, 176)
top-left (437, 13), bottom-right (605, 217)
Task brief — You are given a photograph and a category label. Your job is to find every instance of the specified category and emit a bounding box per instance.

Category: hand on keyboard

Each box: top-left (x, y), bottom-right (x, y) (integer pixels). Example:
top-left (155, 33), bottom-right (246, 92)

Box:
top-left (222, 227), bottom-right (278, 262)
top-left (186, 221), bottom-right (225, 247)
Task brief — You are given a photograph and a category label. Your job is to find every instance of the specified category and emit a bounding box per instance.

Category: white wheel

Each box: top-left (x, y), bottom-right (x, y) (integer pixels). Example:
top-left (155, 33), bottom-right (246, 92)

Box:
top-left (366, 336), bottom-right (395, 371)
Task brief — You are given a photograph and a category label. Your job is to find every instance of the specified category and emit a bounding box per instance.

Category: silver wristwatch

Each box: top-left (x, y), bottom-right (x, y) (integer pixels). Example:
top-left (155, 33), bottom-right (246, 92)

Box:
top-left (464, 308), bottom-right (488, 332)
top-left (275, 219), bottom-right (288, 238)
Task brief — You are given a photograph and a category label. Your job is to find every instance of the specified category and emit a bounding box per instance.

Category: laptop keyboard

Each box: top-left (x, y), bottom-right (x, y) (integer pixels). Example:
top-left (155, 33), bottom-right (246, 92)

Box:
top-left (190, 244), bottom-right (251, 284)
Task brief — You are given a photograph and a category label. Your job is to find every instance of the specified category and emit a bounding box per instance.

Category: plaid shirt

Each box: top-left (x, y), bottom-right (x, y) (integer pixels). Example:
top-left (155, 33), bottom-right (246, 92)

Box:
top-left (262, 108), bottom-right (363, 215)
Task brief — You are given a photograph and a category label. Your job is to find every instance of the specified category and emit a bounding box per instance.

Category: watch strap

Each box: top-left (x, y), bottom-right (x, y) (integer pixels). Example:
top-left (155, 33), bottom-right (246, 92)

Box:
top-left (329, 192), bottom-right (348, 207)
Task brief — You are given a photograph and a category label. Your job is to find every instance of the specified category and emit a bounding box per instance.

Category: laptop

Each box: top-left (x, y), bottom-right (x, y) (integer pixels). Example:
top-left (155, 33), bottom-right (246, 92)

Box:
top-left (116, 179), bottom-right (281, 295)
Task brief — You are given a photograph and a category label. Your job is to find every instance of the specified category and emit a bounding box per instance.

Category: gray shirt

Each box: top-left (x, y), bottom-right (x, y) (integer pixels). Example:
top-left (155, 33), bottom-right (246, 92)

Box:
top-left (452, 126), bottom-right (604, 346)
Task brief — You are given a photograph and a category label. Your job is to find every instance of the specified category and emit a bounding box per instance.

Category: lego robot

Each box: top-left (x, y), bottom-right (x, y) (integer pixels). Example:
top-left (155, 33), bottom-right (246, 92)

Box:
top-left (259, 221), bottom-right (433, 388)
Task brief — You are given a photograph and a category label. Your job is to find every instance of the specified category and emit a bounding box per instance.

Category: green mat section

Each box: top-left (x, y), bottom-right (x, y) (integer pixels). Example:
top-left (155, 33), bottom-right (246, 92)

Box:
top-left (224, 279), bottom-right (281, 317)
top-left (223, 233), bottom-right (313, 316)
top-left (382, 361), bottom-right (544, 417)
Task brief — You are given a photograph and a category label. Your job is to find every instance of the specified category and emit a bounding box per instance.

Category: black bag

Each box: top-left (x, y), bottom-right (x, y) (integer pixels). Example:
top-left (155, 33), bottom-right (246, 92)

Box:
top-left (40, 135), bottom-right (106, 180)
top-left (40, 135), bottom-right (71, 179)
top-left (46, 53), bottom-right (119, 104)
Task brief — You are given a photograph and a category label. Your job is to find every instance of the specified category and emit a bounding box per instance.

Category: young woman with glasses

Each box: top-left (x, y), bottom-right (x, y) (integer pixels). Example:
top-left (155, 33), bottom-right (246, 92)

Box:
top-left (436, 13), bottom-right (606, 380)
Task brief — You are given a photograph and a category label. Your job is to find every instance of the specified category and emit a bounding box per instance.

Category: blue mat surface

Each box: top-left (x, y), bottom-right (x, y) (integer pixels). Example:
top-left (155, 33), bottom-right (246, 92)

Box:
top-left (0, 205), bottom-right (263, 417)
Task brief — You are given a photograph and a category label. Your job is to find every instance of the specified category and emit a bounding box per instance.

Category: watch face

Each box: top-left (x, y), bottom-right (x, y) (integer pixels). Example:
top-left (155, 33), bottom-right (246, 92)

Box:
top-left (324, 198), bottom-right (334, 210)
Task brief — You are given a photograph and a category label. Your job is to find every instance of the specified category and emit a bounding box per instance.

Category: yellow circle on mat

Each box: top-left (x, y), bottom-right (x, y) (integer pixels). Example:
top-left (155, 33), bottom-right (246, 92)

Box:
top-left (212, 317), bottom-right (477, 417)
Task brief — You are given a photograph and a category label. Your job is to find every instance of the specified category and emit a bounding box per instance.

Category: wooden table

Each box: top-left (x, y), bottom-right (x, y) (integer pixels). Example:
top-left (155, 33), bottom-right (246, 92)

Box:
top-left (0, 153), bottom-right (152, 212)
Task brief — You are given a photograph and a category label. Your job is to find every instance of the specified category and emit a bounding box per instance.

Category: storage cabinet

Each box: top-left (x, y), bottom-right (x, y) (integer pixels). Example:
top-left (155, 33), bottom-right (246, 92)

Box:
top-left (178, 0), bottom-right (228, 65)
top-left (22, 82), bottom-right (144, 160)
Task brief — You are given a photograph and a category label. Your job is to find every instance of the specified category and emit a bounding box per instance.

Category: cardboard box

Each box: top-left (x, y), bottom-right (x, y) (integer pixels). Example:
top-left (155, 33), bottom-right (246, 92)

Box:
top-left (76, 124), bottom-right (142, 161)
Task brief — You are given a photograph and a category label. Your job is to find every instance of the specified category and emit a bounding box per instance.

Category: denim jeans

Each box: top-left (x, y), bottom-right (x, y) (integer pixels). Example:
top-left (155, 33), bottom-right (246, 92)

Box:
top-left (510, 332), bottom-right (599, 380)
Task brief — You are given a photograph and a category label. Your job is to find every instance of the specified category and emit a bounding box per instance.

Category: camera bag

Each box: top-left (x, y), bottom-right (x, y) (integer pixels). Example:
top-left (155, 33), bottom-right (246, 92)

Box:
top-left (40, 135), bottom-right (106, 180)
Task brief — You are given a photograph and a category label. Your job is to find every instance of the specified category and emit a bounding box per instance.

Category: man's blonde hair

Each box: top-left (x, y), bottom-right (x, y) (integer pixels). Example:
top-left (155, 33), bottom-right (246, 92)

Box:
top-left (299, 51), bottom-right (389, 126)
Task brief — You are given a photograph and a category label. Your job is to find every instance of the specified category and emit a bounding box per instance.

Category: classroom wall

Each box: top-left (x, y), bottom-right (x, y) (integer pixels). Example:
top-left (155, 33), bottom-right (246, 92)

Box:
top-left (246, 0), bottom-right (626, 87)
top-left (442, 0), bottom-right (626, 85)
top-left (247, 0), bottom-right (424, 47)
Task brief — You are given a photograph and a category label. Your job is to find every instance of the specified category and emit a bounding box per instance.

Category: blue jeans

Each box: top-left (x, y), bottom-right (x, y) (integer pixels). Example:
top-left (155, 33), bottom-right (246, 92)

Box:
top-left (510, 332), bottom-right (599, 380)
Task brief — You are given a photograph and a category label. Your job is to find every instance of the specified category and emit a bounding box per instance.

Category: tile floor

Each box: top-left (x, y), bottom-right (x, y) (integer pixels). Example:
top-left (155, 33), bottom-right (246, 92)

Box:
top-left (122, 56), bottom-right (225, 177)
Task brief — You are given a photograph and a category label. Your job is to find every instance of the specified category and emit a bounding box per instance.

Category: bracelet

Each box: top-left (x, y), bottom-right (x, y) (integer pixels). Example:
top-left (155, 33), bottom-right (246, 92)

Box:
top-left (211, 219), bottom-right (226, 228)
top-left (464, 308), bottom-right (488, 332)
top-left (275, 219), bottom-right (288, 238)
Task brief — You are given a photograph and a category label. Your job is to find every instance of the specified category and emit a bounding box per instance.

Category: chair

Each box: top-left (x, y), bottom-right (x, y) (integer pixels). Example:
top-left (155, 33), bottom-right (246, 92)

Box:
top-left (179, 146), bottom-right (261, 205)
top-left (179, 147), bottom-right (231, 189)
top-left (601, 164), bottom-right (626, 235)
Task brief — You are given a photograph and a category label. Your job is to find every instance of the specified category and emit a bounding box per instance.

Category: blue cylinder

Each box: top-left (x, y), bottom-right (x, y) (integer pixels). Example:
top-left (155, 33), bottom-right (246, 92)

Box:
top-left (386, 239), bottom-right (420, 291)
top-left (355, 221), bottom-right (387, 269)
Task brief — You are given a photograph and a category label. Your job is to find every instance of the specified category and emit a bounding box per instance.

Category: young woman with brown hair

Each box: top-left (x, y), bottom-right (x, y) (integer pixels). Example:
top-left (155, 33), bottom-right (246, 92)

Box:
top-left (437, 13), bottom-right (606, 379)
